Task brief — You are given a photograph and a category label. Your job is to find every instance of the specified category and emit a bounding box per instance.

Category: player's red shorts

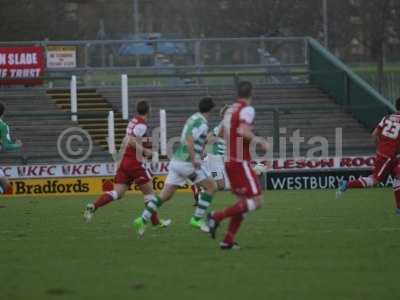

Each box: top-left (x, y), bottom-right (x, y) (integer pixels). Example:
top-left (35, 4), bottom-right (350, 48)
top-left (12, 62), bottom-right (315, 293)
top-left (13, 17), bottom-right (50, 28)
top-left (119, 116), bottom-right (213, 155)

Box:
top-left (114, 157), bottom-right (151, 186)
top-left (225, 160), bottom-right (261, 198)
top-left (373, 154), bottom-right (398, 182)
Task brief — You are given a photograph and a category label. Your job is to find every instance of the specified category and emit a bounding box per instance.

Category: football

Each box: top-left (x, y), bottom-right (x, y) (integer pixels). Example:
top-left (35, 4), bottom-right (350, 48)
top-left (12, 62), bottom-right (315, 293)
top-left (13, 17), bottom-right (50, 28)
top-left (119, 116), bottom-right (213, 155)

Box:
top-left (253, 162), bottom-right (268, 175)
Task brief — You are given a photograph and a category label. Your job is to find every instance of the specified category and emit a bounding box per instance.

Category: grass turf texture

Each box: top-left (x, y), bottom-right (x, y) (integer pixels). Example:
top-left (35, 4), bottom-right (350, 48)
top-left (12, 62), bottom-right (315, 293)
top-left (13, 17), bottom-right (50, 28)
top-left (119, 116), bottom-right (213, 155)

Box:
top-left (1, 189), bottom-right (399, 300)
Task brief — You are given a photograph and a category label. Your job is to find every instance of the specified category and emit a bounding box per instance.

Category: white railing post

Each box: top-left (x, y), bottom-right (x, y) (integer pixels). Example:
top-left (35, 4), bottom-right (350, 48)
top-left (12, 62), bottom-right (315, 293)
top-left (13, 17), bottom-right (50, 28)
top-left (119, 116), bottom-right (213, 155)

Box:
top-left (121, 74), bottom-right (129, 120)
top-left (70, 75), bottom-right (78, 122)
top-left (160, 109), bottom-right (167, 157)
top-left (107, 111), bottom-right (116, 155)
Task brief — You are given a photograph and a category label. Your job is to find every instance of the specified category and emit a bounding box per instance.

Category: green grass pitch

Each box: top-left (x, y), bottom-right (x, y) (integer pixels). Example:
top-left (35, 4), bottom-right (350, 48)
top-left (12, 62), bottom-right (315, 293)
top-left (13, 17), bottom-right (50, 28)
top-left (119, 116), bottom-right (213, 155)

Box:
top-left (1, 189), bottom-right (400, 300)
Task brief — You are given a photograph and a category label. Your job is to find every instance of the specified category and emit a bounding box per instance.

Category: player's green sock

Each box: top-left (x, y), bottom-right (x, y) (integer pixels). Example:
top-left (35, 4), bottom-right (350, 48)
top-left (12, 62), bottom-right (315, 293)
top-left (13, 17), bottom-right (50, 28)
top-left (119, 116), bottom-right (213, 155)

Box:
top-left (142, 196), bottom-right (163, 223)
top-left (193, 192), bottom-right (213, 221)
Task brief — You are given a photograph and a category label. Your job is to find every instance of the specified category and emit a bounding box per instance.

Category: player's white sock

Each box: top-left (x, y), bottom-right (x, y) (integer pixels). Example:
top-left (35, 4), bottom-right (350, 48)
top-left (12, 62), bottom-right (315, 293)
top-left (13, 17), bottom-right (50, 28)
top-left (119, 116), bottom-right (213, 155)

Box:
top-left (108, 190), bottom-right (119, 200)
top-left (0, 186), bottom-right (4, 194)
top-left (193, 192), bottom-right (213, 220)
top-left (394, 178), bottom-right (400, 190)
top-left (360, 176), bottom-right (374, 187)
top-left (246, 199), bottom-right (257, 212)
top-left (142, 195), bottom-right (162, 223)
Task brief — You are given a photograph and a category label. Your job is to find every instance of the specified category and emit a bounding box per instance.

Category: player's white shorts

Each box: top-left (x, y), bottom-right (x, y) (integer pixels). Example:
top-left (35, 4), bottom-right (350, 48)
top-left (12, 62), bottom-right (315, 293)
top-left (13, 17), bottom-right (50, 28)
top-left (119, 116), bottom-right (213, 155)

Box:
top-left (165, 160), bottom-right (210, 187)
top-left (203, 154), bottom-right (230, 189)
top-left (0, 168), bottom-right (4, 177)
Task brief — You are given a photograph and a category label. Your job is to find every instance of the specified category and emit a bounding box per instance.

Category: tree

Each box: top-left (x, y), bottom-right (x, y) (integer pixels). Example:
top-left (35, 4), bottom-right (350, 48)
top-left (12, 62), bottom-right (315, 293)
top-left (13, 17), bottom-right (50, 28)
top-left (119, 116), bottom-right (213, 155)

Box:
top-left (324, 0), bottom-right (354, 58)
top-left (354, 0), bottom-right (395, 92)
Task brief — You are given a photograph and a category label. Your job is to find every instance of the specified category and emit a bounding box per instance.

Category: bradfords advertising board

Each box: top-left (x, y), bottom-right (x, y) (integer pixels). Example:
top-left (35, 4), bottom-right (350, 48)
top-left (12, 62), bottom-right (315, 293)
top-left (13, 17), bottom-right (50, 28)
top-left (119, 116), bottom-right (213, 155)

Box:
top-left (4, 176), bottom-right (191, 196)
top-left (0, 155), bottom-right (384, 194)
top-left (0, 46), bottom-right (45, 85)
top-left (46, 46), bottom-right (76, 68)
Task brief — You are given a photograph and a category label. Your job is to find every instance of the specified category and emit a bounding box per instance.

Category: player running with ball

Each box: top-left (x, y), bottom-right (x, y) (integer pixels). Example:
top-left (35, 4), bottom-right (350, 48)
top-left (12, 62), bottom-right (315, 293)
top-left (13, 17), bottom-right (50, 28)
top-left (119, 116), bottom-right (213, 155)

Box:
top-left (207, 81), bottom-right (269, 250)
top-left (134, 97), bottom-right (218, 236)
top-left (192, 104), bottom-right (231, 206)
top-left (84, 100), bottom-right (171, 228)
top-left (337, 97), bottom-right (400, 214)
top-left (203, 104), bottom-right (231, 191)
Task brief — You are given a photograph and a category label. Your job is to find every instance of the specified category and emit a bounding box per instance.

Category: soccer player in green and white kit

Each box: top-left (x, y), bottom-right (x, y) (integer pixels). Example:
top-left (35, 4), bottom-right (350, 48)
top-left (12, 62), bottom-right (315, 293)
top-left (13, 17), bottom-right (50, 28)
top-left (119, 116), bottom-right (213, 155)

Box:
top-left (133, 97), bottom-right (218, 236)
top-left (0, 102), bottom-right (22, 194)
top-left (192, 104), bottom-right (230, 205)
top-left (202, 105), bottom-right (230, 191)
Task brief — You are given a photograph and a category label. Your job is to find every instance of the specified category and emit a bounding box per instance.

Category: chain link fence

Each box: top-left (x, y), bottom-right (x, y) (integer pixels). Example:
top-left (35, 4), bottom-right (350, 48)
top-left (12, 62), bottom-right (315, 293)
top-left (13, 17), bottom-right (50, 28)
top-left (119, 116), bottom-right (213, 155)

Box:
top-left (0, 37), bottom-right (307, 70)
top-left (358, 72), bottom-right (400, 104)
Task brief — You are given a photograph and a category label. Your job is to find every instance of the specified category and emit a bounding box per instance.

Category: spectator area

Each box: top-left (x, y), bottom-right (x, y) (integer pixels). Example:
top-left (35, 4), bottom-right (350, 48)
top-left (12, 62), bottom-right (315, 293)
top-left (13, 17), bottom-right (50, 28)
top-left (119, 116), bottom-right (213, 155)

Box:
top-left (0, 84), bottom-right (375, 165)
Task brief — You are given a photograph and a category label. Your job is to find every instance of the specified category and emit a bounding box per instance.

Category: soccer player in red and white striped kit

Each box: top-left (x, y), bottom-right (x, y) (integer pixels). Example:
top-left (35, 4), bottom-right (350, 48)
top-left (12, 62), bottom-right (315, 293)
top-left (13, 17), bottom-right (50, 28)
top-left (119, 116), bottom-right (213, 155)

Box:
top-left (207, 81), bottom-right (269, 250)
top-left (337, 97), bottom-right (400, 214)
top-left (84, 100), bottom-right (170, 227)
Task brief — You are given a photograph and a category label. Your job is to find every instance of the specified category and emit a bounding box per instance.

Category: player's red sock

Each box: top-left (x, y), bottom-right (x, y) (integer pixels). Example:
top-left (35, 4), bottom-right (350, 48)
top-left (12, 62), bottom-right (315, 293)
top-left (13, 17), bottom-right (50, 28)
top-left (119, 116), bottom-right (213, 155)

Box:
top-left (394, 190), bottom-right (400, 210)
top-left (191, 184), bottom-right (198, 195)
top-left (191, 185), bottom-right (199, 205)
top-left (94, 192), bottom-right (114, 209)
top-left (151, 211), bottom-right (160, 226)
top-left (223, 214), bottom-right (243, 245)
top-left (348, 176), bottom-right (375, 189)
top-left (213, 199), bottom-right (248, 222)
top-left (348, 179), bottom-right (365, 188)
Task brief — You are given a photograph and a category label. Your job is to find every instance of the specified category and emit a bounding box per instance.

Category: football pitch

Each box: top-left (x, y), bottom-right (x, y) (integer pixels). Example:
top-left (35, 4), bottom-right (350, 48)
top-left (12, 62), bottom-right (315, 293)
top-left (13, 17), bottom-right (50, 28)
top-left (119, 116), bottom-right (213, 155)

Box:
top-left (1, 189), bottom-right (399, 300)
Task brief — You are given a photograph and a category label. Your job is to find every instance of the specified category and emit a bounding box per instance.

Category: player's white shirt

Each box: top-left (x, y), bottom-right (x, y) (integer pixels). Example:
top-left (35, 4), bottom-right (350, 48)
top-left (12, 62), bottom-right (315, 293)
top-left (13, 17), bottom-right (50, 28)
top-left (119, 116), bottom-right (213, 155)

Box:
top-left (201, 122), bottom-right (230, 188)
top-left (240, 106), bottom-right (255, 124)
top-left (131, 124), bottom-right (147, 137)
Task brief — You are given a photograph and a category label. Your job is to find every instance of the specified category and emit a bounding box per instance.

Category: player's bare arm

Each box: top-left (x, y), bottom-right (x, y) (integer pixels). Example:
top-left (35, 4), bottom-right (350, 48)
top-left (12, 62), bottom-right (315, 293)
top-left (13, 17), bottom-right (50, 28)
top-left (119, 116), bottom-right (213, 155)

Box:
top-left (126, 135), bottom-right (152, 158)
top-left (202, 133), bottom-right (213, 158)
top-left (238, 123), bottom-right (270, 151)
top-left (204, 132), bottom-right (216, 156)
top-left (206, 131), bottom-right (214, 143)
top-left (114, 136), bottom-right (129, 169)
top-left (372, 127), bottom-right (380, 144)
top-left (217, 126), bottom-right (224, 138)
top-left (237, 123), bottom-right (255, 141)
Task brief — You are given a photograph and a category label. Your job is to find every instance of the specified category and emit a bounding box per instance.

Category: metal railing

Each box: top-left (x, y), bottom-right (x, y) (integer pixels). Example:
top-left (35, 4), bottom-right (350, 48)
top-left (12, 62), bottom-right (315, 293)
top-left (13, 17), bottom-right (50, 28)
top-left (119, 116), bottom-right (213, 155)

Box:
top-left (308, 38), bottom-right (394, 130)
top-left (0, 37), bottom-right (308, 72)
top-left (358, 71), bottom-right (400, 104)
top-left (0, 105), bottom-right (374, 163)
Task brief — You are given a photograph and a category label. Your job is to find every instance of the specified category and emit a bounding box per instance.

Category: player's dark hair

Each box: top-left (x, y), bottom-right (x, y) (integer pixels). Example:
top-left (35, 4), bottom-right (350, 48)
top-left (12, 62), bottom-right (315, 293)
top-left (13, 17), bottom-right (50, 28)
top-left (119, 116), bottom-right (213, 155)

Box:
top-left (0, 102), bottom-right (4, 117)
top-left (199, 97), bottom-right (215, 113)
top-left (396, 97), bottom-right (400, 111)
top-left (136, 100), bottom-right (150, 116)
top-left (237, 81), bottom-right (252, 98)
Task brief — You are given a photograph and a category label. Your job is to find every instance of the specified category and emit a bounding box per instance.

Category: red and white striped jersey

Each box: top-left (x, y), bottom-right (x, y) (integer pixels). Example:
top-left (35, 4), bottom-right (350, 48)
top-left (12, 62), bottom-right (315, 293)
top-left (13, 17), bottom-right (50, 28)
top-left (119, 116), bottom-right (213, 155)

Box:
top-left (222, 99), bottom-right (255, 162)
top-left (376, 112), bottom-right (400, 158)
top-left (124, 115), bottom-right (148, 161)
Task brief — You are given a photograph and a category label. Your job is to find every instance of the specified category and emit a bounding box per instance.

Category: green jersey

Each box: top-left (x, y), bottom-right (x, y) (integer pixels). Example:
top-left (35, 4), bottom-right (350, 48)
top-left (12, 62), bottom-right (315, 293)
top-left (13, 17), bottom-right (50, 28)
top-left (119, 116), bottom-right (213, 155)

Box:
top-left (174, 113), bottom-right (208, 162)
top-left (206, 124), bottom-right (225, 156)
top-left (0, 119), bottom-right (21, 151)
